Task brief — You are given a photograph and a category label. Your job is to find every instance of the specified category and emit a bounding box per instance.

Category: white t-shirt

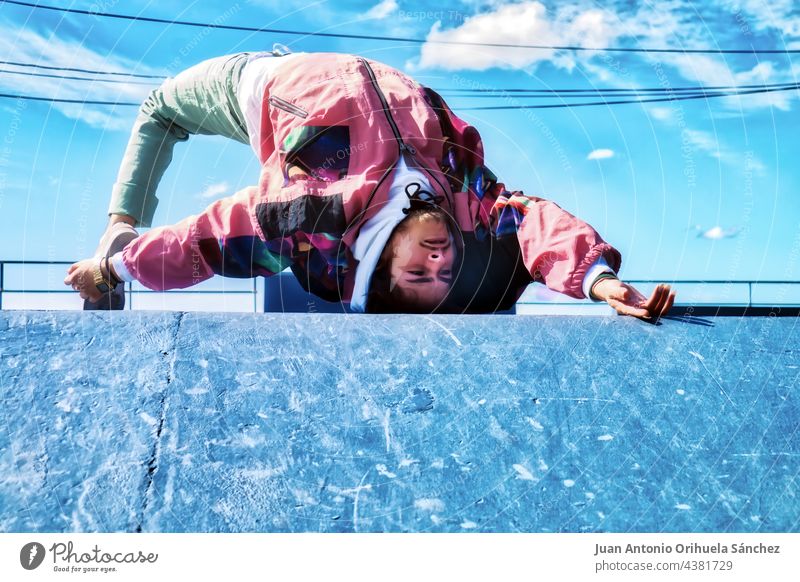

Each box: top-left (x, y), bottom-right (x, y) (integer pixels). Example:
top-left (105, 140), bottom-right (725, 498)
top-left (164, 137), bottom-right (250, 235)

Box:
top-left (236, 52), bottom-right (305, 156)
top-left (350, 156), bottom-right (433, 312)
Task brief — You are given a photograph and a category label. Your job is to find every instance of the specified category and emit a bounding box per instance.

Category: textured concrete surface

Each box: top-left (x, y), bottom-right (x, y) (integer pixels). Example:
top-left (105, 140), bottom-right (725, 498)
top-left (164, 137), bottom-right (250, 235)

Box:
top-left (0, 311), bottom-right (798, 532)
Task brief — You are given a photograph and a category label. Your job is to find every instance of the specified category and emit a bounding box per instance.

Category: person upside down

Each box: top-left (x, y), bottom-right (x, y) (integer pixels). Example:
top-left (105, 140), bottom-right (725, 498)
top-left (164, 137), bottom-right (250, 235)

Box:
top-left (64, 49), bottom-right (675, 318)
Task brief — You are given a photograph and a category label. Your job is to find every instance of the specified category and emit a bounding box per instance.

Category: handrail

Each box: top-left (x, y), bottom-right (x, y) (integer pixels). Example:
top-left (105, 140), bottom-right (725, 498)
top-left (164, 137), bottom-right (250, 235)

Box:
top-left (1, 260), bottom-right (798, 313)
top-left (0, 260), bottom-right (258, 311)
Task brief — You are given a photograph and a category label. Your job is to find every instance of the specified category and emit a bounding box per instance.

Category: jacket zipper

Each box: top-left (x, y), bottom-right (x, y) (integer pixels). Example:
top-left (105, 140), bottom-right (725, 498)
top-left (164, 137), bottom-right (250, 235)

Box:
top-left (358, 58), bottom-right (452, 209)
top-left (269, 95), bottom-right (308, 119)
top-left (359, 58), bottom-right (414, 156)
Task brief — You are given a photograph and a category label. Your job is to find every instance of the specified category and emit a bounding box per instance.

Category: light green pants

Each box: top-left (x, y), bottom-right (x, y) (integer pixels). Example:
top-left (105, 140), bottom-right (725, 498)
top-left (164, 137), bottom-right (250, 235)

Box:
top-left (109, 53), bottom-right (250, 227)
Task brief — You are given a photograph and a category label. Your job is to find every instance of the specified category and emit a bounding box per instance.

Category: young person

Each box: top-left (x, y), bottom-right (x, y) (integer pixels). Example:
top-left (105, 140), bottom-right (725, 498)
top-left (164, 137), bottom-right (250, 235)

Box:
top-left (64, 50), bottom-right (675, 319)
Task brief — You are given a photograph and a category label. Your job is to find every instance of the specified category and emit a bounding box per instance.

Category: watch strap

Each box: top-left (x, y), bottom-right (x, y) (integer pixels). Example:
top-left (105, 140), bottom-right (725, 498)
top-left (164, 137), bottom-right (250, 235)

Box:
top-left (92, 258), bottom-right (116, 293)
top-left (589, 272), bottom-right (619, 301)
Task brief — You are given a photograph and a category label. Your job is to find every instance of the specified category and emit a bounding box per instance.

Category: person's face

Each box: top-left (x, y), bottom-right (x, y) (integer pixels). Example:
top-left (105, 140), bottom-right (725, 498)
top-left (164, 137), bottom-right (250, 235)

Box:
top-left (388, 218), bottom-right (455, 310)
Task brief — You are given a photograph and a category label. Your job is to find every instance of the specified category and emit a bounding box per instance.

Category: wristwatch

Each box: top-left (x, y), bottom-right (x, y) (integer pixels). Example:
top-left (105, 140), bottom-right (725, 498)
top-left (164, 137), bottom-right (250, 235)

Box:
top-left (92, 257), bottom-right (118, 293)
top-left (589, 272), bottom-right (618, 301)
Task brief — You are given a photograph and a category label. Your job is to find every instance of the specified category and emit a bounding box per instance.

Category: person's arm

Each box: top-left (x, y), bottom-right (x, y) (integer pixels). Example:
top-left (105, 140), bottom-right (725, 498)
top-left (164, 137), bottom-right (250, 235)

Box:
top-left (66, 187), bottom-right (291, 300)
top-left (491, 190), bottom-right (621, 297)
top-left (486, 187), bottom-right (674, 320)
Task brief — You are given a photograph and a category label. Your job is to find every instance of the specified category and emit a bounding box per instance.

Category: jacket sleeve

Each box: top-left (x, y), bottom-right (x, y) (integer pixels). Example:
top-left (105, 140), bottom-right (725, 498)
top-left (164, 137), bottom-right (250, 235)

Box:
top-left (119, 186), bottom-right (291, 291)
top-left (487, 185), bottom-right (622, 299)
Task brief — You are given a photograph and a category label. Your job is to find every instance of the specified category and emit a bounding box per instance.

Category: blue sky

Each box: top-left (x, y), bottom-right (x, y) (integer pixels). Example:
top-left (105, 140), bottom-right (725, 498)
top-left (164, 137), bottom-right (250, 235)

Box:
top-left (0, 0), bottom-right (798, 299)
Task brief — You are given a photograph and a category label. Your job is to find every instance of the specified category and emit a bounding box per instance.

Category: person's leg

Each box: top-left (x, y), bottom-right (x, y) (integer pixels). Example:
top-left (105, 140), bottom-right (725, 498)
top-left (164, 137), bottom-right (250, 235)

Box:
top-left (90, 54), bottom-right (251, 309)
top-left (106, 52), bottom-right (250, 231)
top-left (109, 214), bottom-right (136, 227)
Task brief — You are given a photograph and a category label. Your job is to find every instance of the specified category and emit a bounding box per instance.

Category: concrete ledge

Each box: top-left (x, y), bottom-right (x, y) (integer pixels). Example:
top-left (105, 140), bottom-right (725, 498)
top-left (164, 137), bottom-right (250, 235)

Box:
top-left (1, 311), bottom-right (798, 532)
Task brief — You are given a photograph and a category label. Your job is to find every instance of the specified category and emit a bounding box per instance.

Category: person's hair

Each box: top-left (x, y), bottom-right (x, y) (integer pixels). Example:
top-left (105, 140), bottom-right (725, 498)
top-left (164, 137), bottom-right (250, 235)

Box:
top-left (366, 205), bottom-right (459, 314)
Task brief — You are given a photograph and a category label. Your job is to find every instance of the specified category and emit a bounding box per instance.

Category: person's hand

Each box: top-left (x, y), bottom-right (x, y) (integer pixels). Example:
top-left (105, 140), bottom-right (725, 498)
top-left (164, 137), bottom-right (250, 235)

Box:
top-left (591, 278), bottom-right (675, 322)
top-left (64, 259), bottom-right (104, 303)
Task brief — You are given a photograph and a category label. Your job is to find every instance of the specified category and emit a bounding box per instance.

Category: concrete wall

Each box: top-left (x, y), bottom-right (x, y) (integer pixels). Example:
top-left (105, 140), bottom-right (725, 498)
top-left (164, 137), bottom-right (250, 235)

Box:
top-left (1, 311), bottom-right (797, 532)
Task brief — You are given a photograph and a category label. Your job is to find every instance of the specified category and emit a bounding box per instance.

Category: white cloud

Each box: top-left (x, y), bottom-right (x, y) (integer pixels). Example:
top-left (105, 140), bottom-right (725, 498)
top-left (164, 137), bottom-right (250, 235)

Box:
top-left (587, 148), bottom-right (615, 160)
top-left (649, 107), bottom-right (674, 121)
top-left (365, 0), bottom-right (398, 20)
top-left (0, 27), bottom-right (163, 130)
top-left (413, 0), bottom-right (798, 111)
top-left (417, 1), bottom-right (620, 71)
top-left (681, 128), bottom-right (766, 173)
top-left (717, 0), bottom-right (800, 38)
top-left (615, 1), bottom-right (798, 111)
top-left (656, 54), bottom-right (793, 111)
top-left (694, 225), bottom-right (740, 239)
top-left (683, 129), bottom-right (721, 158)
top-left (197, 182), bottom-right (230, 200)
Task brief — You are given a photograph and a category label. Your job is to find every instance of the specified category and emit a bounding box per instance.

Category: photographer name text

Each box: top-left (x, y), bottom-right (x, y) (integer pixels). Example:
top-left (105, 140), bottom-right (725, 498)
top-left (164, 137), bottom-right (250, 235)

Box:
top-left (594, 542), bottom-right (779, 556)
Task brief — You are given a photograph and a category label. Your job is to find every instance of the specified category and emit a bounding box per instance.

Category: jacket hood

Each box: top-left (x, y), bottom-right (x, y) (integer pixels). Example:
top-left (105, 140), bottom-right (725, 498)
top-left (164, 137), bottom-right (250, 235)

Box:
top-left (350, 156), bottom-right (431, 312)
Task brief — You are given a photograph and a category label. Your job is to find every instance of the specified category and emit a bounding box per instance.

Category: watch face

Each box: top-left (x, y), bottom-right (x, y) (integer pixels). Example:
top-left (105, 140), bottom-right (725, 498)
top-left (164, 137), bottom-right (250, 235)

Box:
top-left (96, 282), bottom-right (111, 293)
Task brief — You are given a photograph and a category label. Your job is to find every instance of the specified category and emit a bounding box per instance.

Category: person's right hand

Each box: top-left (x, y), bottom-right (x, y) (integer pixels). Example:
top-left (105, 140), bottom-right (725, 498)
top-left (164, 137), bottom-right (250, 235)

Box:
top-left (64, 259), bottom-right (104, 303)
top-left (591, 279), bottom-right (676, 322)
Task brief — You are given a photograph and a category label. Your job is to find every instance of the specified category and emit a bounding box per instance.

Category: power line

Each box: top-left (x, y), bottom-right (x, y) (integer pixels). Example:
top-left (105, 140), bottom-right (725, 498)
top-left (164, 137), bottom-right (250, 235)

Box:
top-left (460, 84), bottom-right (800, 110)
top-left (454, 91), bottom-right (713, 100)
top-left (0, 67), bottom-right (159, 85)
top-left (5, 0), bottom-right (799, 55)
top-left (0, 59), bottom-right (166, 79)
top-left (2, 58), bottom-right (796, 98)
top-left (1, 83), bottom-right (797, 110)
top-left (439, 82), bottom-right (800, 94)
top-left (0, 92), bottom-right (139, 106)
top-left (441, 83), bottom-right (800, 99)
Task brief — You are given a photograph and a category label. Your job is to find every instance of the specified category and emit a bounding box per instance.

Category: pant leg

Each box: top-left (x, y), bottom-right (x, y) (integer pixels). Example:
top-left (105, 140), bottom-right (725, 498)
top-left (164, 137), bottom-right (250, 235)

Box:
top-left (108, 53), bottom-right (251, 227)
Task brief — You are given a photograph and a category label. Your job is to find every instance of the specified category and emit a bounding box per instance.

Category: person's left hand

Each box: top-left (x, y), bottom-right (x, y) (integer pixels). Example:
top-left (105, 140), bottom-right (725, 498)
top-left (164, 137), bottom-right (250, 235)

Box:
top-left (64, 259), bottom-right (104, 303)
top-left (591, 278), bottom-right (675, 322)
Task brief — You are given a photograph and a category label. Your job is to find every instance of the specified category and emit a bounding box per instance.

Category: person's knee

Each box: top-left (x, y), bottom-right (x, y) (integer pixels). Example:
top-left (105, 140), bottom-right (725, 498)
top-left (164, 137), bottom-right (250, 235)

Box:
top-left (139, 86), bottom-right (165, 118)
top-left (109, 214), bottom-right (136, 227)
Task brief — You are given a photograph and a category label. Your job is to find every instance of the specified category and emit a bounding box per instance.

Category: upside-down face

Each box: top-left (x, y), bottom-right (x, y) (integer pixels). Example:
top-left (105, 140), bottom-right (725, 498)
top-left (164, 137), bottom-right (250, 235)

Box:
top-left (387, 217), bottom-right (455, 311)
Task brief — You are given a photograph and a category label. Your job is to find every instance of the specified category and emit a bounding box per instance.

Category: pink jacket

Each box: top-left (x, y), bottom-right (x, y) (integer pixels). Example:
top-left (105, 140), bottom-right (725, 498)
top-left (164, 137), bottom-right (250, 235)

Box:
top-left (120, 53), bottom-right (621, 309)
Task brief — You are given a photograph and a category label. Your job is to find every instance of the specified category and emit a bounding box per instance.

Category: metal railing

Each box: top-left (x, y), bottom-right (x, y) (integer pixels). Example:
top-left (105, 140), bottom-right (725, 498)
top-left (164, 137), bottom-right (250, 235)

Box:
top-left (0, 260), bottom-right (258, 312)
top-left (1, 260), bottom-right (799, 315)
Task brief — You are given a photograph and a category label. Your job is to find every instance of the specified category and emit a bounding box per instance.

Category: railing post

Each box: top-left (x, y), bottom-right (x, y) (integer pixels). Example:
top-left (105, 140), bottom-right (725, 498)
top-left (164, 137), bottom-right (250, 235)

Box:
top-left (0, 261), bottom-right (4, 310)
